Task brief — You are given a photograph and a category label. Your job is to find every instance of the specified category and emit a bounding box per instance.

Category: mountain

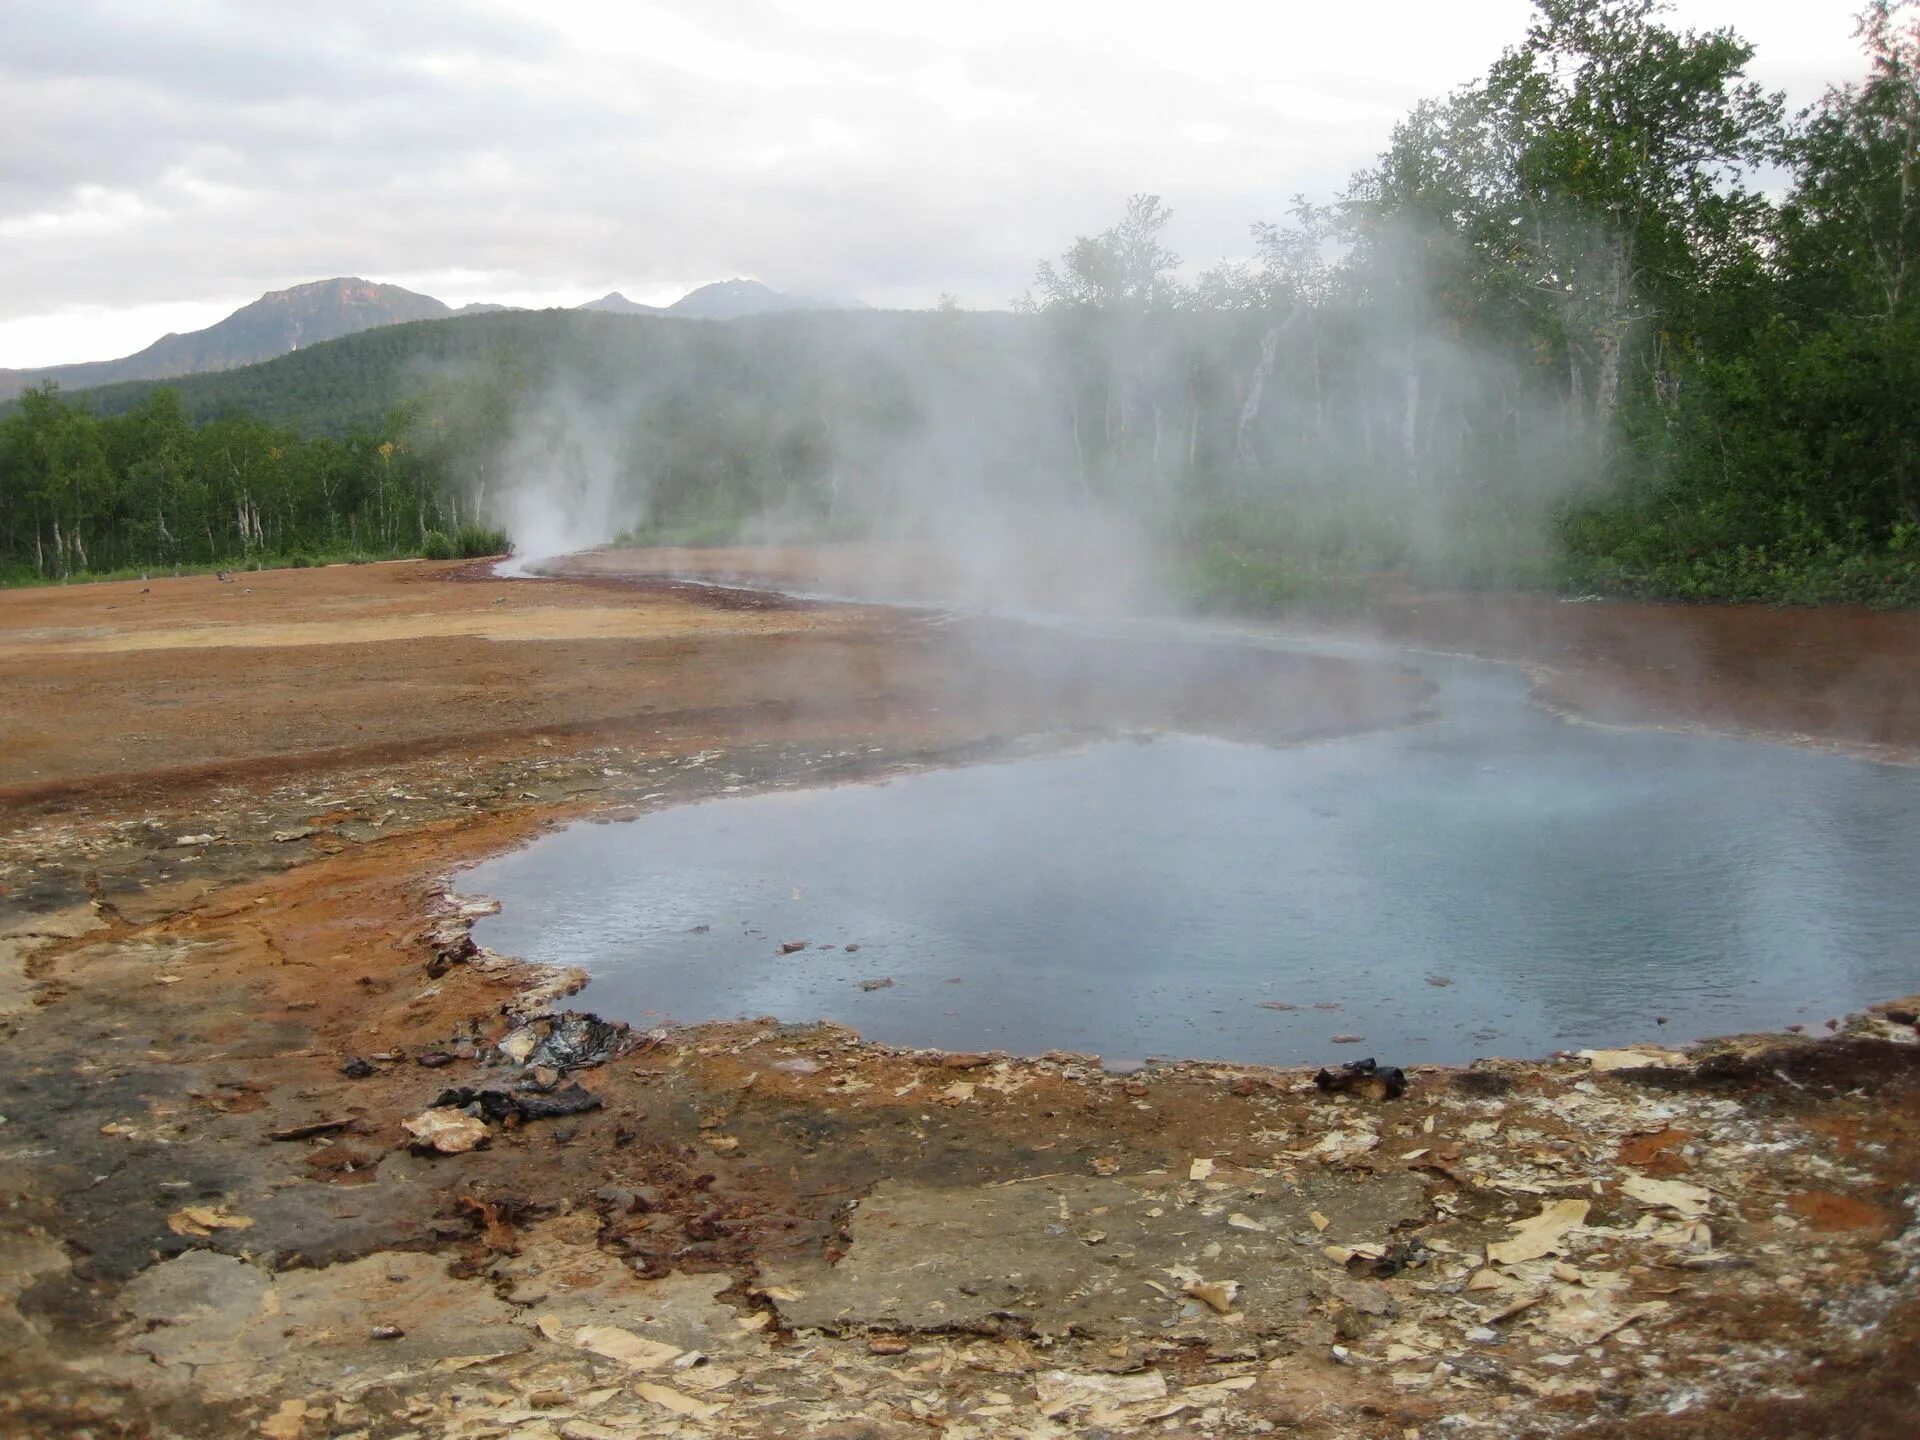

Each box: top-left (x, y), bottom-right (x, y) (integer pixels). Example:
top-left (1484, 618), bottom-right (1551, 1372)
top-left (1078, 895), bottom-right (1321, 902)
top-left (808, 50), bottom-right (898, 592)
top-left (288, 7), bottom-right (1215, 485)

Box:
top-left (37, 305), bottom-right (958, 437)
top-left (577, 291), bottom-right (662, 316)
top-left (0, 278), bottom-right (452, 401)
top-left (663, 278), bottom-right (844, 320)
top-left (578, 280), bottom-right (857, 321)
top-left (0, 276), bottom-right (870, 403)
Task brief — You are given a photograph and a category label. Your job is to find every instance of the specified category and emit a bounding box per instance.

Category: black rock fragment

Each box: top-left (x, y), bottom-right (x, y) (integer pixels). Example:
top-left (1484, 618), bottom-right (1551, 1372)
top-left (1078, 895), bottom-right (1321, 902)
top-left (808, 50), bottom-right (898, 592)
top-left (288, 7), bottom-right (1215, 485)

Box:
top-left (433, 1083), bottom-right (605, 1124)
top-left (1313, 1056), bottom-right (1408, 1101)
top-left (524, 1012), bottom-right (635, 1072)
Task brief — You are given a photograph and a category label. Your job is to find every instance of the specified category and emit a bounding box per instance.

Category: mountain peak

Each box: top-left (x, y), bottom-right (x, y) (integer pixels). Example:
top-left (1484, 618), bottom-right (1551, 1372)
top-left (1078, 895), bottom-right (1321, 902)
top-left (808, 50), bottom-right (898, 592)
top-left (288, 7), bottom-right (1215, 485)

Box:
top-left (664, 278), bottom-right (850, 320)
top-left (575, 280), bottom-right (841, 321)
top-left (0, 277), bottom-right (450, 399)
top-left (0, 273), bottom-right (868, 402)
top-left (576, 291), bottom-right (661, 316)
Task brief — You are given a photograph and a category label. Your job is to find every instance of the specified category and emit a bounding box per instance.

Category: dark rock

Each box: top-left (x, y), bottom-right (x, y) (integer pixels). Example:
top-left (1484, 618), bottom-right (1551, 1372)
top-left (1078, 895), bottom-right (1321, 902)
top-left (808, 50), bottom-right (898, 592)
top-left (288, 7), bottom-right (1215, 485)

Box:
top-left (433, 1083), bottom-right (605, 1124)
top-left (1345, 1238), bottom-right (1430, 1278)
top-left (595, 1185), bottom-right (638, 1213)
top-left (1314, 1057), bottom-right (1407, 1101)
top-left (338, 1057), bottom-right (375, 1080)
top-left (524, 1012), bottom-right (634, 1072)
top-left (424, 926), bottom-right (478, 978)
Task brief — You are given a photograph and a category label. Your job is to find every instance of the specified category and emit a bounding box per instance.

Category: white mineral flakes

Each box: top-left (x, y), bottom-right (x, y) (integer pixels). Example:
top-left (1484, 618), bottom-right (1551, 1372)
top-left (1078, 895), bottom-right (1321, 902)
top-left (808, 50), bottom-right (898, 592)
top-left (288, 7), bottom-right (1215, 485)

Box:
top-left (1542, 1294), bottom-right (1670, 1346)
top-left (1620, 1175), bottom-right (1712, 1218)
top-left (402, 1107), bottom-right (491, 1154)
top-left (166, 1205), bottom-right (255, 1237)
top-left (1578, 1047), bottom-right (1688, 1072)
top-left (1035, 1369), bottom-right (1167, 1417)
top-left (260, 1399), bottom-right (310, 1439)
top-left (633, 1380), bottom-right (721, 1419)
top-left (497, 1029), bottom-right (540, 1064)
top-left (565, 1325), bottom-right (682, 1371)
top-left (1486, 1199), bottom-right (1591, 1265)
top-left (1183, 1279), bottom-right (1240, 1313)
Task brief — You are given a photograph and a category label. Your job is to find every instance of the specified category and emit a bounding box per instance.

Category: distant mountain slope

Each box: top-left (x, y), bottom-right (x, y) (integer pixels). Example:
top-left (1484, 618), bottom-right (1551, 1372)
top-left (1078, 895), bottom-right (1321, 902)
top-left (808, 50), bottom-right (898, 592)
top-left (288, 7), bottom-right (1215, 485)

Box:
top-left (663, 278), bottom-right (847, 319)
top-left (40, 306), bottom-right (955, 437)
top-left (577, 282), bottom-right (852, 318)
top-left (0, 278), bottom-right (451, 400)
top-left (1, 277), bottom-right (867, 402)
top-left (577, 292), bottom-right (662, 315)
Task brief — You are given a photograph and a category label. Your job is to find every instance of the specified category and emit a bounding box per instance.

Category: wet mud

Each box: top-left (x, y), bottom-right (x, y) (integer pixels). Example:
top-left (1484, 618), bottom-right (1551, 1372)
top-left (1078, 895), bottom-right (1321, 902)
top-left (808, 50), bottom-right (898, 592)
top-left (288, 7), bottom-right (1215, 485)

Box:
top-left (2, 552), bottom-right (1918, 1439)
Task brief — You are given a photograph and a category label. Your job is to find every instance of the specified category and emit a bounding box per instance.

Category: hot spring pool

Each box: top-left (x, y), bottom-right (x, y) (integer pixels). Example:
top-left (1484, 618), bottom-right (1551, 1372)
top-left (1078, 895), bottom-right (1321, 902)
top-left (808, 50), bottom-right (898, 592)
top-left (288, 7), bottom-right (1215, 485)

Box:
top-left (467, 650), bottom-right (1920, 1066)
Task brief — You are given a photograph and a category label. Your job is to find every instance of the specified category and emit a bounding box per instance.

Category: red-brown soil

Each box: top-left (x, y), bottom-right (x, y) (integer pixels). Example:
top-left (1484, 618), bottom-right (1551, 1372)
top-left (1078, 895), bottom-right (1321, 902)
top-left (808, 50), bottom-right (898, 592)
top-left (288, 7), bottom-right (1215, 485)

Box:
top-left (2, 552), bottom-right (1916, 1440)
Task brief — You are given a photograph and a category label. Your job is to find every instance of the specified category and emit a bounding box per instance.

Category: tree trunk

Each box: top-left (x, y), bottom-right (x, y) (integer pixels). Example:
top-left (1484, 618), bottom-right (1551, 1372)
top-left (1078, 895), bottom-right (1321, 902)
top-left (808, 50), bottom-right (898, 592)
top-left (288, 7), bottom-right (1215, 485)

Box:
top-left (1588, 234), bottom-right (1633, 456)
top-left (1236, 307), bottom-right (1303, 470)
top-left (1402, 366), bottom-right (1421, 487)
top-left (1310, 329), bottom-right (1325, 438)
top-left (1186, 362), bottom-right (1200, 470)
top-left (1235, 327), bottom-right (1282, 469)
top-left (1068, 396), bottom-right (1089, 497)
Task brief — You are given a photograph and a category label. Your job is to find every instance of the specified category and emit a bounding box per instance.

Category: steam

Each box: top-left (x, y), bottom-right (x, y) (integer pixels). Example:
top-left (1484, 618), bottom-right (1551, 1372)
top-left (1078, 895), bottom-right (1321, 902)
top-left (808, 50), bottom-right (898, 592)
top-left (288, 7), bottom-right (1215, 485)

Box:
top-left (443, 203), bottom-right (1610, 616)
top-left (494, 381), bottom-right (650, 572)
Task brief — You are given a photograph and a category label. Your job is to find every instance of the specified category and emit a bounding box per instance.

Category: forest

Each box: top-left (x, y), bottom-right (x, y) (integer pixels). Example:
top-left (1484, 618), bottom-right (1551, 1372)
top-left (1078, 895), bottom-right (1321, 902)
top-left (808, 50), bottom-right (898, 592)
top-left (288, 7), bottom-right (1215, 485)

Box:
top-left (2, 0), bottom-right (1916, 604)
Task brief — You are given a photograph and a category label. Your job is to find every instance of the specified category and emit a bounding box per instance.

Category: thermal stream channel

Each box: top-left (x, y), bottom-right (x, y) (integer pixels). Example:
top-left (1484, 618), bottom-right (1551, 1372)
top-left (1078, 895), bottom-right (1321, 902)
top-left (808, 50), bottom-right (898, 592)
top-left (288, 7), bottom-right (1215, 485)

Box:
top-left (470, 581), bottom-right (1920, 1066)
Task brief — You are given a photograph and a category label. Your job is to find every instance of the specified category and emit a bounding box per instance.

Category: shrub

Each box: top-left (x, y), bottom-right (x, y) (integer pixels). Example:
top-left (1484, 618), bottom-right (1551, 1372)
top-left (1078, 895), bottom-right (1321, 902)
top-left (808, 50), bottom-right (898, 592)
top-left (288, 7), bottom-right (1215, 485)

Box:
top-left (420, 530), bottom-right (457, 561)
top-left (454, 525), bottom-right (509, 558)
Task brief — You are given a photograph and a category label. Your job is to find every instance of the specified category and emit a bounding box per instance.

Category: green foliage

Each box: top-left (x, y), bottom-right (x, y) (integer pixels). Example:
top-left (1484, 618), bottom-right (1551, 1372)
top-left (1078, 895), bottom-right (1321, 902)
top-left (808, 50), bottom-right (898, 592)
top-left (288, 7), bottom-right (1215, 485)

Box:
top-left (6, 1), bottom-right (1916, 607)
top-left (455, 525), bottom-right (509, 558)
top-left (1171, 544), bottom-right (1348, 612)
top-left (0, 385), bottom-right (506, 583)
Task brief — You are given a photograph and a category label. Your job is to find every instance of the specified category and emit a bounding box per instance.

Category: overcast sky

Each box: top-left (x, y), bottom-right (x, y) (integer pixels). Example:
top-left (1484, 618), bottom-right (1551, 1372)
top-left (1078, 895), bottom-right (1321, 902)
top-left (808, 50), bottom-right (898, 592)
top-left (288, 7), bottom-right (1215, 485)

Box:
top-left (0, 0), bottom-right (1865, 368)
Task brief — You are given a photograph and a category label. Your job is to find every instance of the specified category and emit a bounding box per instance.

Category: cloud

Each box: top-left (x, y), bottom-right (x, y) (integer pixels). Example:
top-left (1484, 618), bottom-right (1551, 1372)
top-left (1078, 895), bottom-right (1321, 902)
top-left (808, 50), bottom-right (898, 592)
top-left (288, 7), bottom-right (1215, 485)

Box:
top-left (0, 0), bottom-right (1870, 366)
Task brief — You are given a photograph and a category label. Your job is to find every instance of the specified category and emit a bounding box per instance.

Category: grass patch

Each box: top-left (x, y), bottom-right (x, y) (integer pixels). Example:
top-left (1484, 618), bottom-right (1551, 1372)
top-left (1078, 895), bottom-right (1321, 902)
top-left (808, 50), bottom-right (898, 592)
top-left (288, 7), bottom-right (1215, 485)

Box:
top-left (0, 538), bottom-right (513, 590)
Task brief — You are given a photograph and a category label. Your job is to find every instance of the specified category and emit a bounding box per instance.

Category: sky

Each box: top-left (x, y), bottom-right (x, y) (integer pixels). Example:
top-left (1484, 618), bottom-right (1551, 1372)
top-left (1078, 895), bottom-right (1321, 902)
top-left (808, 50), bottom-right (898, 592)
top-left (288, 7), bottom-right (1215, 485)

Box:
top-left (0, 0), bottom-right (1867, 368)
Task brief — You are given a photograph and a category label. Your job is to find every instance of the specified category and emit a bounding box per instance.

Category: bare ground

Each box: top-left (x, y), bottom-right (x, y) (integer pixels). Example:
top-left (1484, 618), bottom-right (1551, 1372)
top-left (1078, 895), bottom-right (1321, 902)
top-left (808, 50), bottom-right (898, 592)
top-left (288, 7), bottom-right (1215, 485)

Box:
top-left (2, 555), bottom-right (1917, 1440)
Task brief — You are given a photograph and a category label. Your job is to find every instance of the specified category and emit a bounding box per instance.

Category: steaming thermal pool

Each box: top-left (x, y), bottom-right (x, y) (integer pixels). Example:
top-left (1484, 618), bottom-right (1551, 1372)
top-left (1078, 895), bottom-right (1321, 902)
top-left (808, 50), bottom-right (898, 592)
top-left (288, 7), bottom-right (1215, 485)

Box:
top-left (468, 650), bottom-right (1920, 1065)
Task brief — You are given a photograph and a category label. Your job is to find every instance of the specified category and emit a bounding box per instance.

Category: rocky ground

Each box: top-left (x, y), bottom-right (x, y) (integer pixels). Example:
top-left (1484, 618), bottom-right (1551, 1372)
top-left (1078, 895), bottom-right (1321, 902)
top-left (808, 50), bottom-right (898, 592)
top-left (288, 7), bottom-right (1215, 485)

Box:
top-left (2, 556), bottom-right (1917, 1440)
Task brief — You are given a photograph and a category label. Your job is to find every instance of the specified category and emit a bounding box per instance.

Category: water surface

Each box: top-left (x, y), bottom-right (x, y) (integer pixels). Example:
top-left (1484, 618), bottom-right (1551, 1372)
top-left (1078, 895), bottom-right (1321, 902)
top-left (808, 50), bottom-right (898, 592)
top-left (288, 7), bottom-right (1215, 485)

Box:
top-left (469, 652), bottom-right (1920, 1064)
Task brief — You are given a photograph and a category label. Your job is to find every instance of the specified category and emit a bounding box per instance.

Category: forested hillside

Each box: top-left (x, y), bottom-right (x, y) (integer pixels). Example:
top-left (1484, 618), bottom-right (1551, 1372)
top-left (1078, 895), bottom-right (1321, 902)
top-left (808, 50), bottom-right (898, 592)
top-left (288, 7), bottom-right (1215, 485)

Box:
top-left (4, 0), bottom-right (1917, 603)
top-left (0, 279), bottom-right (455, 402)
